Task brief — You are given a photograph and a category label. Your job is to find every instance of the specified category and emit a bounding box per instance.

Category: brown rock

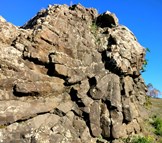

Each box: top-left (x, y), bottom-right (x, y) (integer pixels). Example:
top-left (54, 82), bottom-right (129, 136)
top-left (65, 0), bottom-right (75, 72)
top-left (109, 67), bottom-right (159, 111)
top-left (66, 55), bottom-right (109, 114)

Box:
top-left (0, 3), bottom-right (147, 143)
top-left (123, 76), bottom-right (134, 97)
top-left (89, 101), bottom-right (102, 137)
top-left (0, 96), bottom-right (62, 125)
top-left (112, 124), bottom-right (127, 139)
top-left (100, 104), bottom-right (111, 138)
top-left (56, 100), bottom-right (74, 114)
top-left (0, 17), bottom-right (19, 44)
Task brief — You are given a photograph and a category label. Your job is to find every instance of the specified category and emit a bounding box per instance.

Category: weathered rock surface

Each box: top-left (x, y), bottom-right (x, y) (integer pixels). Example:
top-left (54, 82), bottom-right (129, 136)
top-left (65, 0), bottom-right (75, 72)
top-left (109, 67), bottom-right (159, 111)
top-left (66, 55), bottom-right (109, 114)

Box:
top-left (0, 4), bottom-right (147, 143)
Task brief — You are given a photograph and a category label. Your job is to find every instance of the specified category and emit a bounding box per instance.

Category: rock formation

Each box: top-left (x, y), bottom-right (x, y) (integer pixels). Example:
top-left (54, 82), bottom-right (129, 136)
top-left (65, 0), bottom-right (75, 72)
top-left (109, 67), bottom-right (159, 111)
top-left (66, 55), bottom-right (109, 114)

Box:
top-left (0, 4), bottom-right (147, 143)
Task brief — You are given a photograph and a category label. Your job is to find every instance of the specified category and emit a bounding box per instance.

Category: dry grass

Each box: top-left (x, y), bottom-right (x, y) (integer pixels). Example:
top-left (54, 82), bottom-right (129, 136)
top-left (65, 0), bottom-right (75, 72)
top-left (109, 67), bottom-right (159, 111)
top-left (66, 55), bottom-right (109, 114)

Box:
top-left (148, 98), bottom-right (162, 119)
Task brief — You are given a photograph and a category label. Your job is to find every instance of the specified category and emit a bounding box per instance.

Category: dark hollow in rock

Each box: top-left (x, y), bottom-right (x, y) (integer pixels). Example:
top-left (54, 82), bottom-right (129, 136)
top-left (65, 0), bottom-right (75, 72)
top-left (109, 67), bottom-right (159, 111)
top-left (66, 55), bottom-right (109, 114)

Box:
top-left (96, 11), bottom-right (118, 28)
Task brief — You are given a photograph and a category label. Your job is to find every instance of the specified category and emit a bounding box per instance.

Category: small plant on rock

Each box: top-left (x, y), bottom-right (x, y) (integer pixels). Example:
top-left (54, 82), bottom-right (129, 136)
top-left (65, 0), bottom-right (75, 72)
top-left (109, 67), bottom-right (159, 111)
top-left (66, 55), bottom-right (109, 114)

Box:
top-left (91, 22), bottom-right (98, 32)
top-left (141, 47), bottom-right (150, 72)
top-left (90, 21), bottom-right (101, 45)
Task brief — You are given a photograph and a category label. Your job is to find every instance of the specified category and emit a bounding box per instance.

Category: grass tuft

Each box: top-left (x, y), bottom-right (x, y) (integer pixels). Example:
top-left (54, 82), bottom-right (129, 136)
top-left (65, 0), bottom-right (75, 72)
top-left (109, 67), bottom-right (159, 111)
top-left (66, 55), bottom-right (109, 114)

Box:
top-left (152, 116), bottom-right (162, 136)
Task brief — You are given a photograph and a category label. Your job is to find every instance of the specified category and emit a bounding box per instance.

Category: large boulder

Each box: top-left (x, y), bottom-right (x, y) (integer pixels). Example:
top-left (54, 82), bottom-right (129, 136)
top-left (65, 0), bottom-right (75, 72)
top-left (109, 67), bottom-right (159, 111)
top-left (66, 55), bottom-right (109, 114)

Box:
top-left (0, 4), bottom-right (147, 143)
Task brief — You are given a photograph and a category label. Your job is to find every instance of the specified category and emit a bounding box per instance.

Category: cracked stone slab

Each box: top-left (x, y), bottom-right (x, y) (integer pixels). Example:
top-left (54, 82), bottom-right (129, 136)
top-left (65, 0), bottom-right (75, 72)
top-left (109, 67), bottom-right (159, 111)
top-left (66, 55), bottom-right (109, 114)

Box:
top-left (0, 96), bottom-right (62, 125)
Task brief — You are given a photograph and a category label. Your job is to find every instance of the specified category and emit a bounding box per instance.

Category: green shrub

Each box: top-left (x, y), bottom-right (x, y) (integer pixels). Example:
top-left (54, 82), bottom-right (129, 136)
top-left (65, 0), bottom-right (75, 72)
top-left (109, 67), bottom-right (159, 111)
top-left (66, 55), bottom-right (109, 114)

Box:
top-left (91, 22), bottom-right (98, 33)
top-left (159, 139), bottom-right (162, 143)
top-left (141, 47), bottom-right (150, 72)
top-left (152, 116), bottom-right (162, 136)
top-left (123, 136), bottom-right (154, 143)
top-left (131, 136), bottom-right (153, 143)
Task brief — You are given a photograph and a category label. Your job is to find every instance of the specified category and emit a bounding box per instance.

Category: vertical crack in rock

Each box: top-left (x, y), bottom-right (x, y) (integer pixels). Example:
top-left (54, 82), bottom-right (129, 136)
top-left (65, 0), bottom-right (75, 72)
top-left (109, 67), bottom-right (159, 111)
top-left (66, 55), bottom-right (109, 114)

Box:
top-left (101, 50), bottom-right (121, 75)
top-left (46, 52), bottom-right (56, 76)
top-left (108, 35), bottom-right (117, 46)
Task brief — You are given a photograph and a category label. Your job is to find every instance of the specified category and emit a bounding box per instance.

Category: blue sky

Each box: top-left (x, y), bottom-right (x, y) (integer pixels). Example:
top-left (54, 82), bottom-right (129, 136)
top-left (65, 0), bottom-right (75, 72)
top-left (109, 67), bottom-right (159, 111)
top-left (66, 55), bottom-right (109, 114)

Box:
top-left (0, 0), bottom-right (162, 96)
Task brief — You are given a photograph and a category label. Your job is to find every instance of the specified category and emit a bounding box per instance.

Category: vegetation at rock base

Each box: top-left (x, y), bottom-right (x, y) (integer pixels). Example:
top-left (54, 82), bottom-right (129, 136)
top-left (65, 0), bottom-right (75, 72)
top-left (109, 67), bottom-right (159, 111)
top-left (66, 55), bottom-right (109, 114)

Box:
top-left (123, 136), bottom-right (154, 143)
top-left (142, 97), bottom-right (162, 142)
top-left (152, 116), bottom-right (162, 136)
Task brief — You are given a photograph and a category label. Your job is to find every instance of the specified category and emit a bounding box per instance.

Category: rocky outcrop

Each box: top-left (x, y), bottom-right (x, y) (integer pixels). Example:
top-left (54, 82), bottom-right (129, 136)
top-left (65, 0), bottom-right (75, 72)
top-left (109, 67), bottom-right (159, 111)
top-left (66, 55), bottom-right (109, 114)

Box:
top-left (0, 4), bottom-right (147, 143)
